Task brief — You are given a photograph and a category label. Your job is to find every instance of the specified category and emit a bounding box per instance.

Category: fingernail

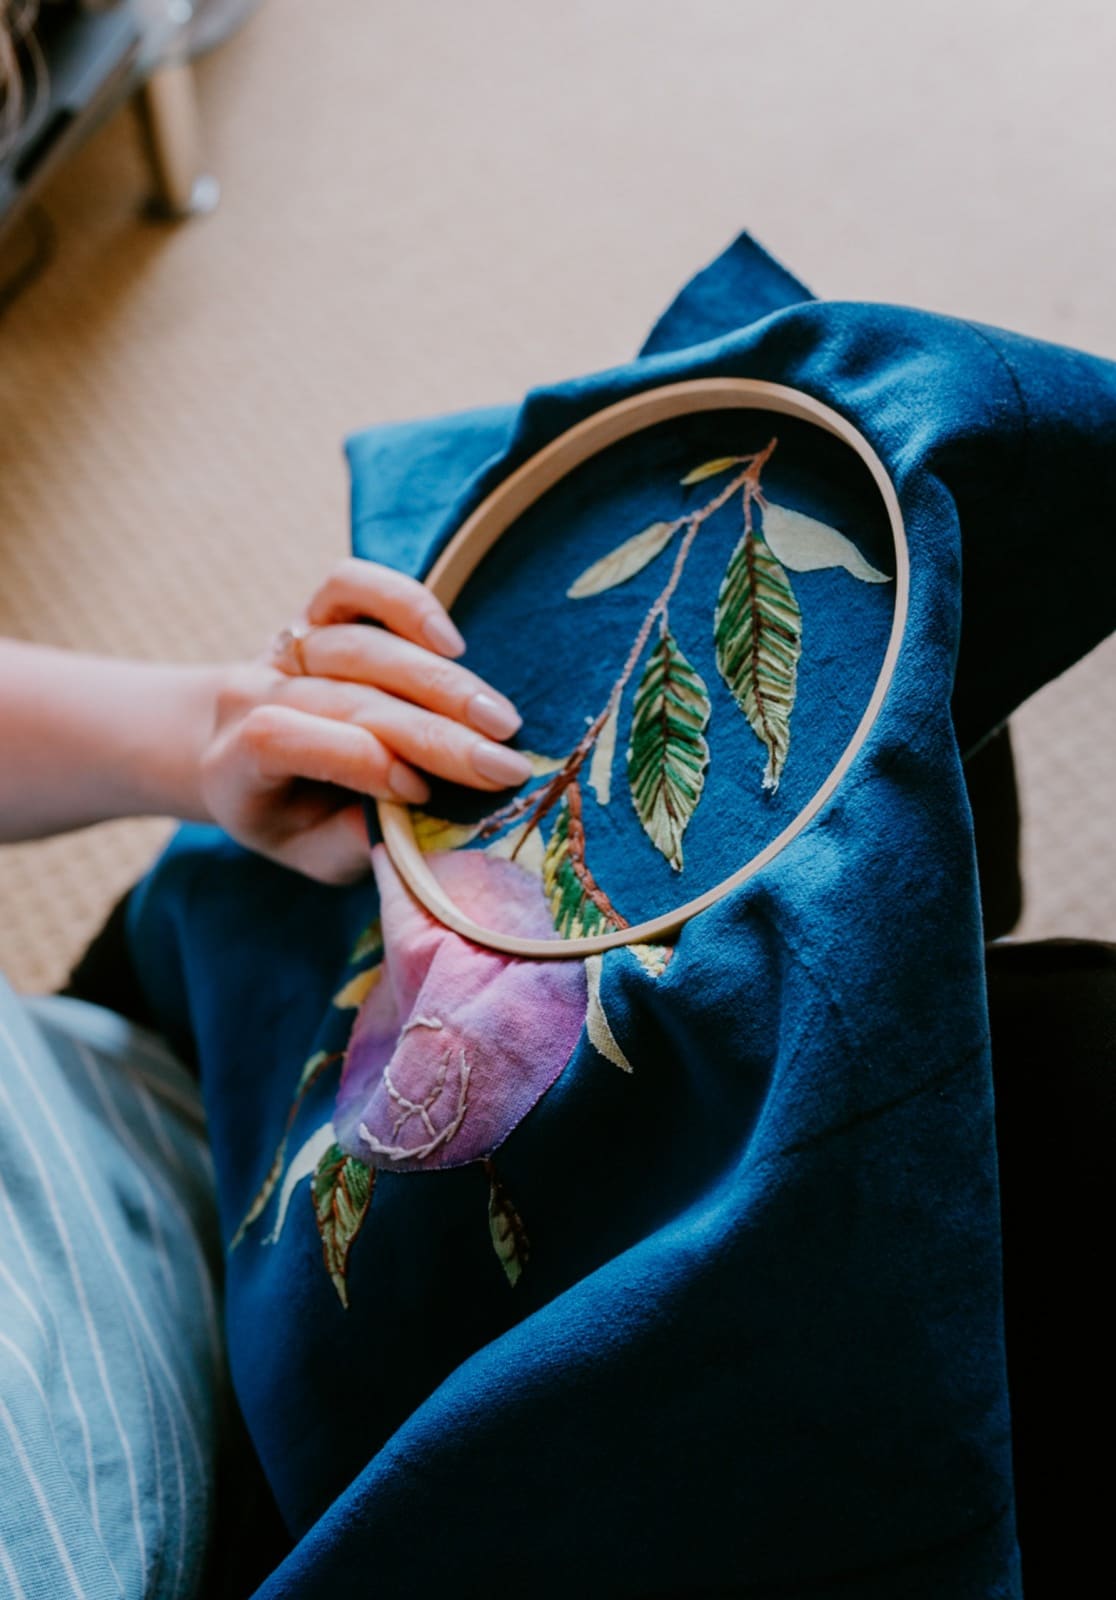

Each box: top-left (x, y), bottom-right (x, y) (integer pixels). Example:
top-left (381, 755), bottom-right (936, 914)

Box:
top-left (467, 691), bottom-right (522, 741)
top-left (388, 762), bottom-right (431, 804)
top-left (422, 611), bottom-right (467, 658)
top-left (472, 741), bottom-right (533, 787)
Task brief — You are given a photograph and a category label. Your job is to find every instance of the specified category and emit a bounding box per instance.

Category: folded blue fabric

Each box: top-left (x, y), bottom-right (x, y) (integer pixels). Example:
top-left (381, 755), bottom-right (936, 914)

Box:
top-left (126, 235), bottom-right (1116, 1597)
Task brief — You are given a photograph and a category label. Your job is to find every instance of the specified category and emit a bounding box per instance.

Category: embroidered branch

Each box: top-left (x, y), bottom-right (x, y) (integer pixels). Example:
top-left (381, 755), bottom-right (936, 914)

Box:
top-left (477, 440), bottom-right (778, 860)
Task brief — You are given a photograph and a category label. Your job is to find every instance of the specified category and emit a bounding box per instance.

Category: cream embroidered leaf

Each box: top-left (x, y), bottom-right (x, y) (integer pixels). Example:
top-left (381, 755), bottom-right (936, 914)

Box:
top-left (485, 1161), bottom-right (530, 1286)
top-left (312, 1142), bottom-right (374, 1310)
top-left (542, 798), bottom-right (622, 938)
top-left (411, 811), bottom-right (480, 853)
top-left (680, 456), bottom-right (744, 486)
top-left (585, 955), bottom-right (633, 1072)
top-left (332, 967), bottom-right (382, 1010)
top-left (566, 521), bottom-right (676, 599)
top-left (520, 750), bottom-right (566, 775)
top-left (627, 628), bottom-right (711, 871)
top-left (588, 701), bottom-right (620, 806)
top-left (715, 530), bottom-right (801, 793)
top-left (762, 503), bottom-right (890, 584)
top-left (629, 942), bottom-right (673, 978)
top-left (486, 818), bottom-right (546, 877)
top-left (265, 1120), bottom-right (337, 1246)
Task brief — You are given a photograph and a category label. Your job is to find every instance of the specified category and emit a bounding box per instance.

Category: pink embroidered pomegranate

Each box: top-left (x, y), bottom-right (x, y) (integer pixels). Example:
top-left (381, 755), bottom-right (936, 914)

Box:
top-left (333, 846), bottom-right (587, 1172)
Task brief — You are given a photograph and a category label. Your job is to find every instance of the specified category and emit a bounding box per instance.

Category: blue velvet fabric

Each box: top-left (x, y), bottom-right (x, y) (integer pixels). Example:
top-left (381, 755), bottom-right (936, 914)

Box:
top-left (126, 234), bottom-right (1116, 1597)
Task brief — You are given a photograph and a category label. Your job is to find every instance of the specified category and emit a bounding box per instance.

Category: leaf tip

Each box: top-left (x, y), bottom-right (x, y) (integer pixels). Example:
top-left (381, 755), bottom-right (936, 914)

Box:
top-left (680, 456), bottom-right (743, 486)
top-left (486, 1161), bottom-right (530, 1286)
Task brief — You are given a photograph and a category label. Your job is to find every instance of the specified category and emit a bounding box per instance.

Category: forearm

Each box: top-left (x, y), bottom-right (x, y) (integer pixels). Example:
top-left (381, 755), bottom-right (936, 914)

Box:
top-left (0, 641), bottom-right (221, 843)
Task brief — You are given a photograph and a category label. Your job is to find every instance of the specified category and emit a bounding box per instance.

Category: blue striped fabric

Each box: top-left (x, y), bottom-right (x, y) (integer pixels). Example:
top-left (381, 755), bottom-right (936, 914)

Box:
top-left (0, 980), bottom-right (223, 1599)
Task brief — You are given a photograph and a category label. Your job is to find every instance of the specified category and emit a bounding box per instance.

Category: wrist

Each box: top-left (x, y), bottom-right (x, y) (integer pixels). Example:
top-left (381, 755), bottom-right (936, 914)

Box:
top-left (123, 663), bottom-right (224, 824)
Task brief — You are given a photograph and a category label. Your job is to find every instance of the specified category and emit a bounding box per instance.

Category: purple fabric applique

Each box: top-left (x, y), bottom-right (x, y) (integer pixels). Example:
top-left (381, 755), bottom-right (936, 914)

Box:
top-left (333, 846), bottom-right (587, 1172)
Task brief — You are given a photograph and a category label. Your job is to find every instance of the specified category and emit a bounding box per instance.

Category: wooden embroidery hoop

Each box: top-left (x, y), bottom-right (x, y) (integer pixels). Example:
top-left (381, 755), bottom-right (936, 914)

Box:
top-left (378, 377), bottom-right (910, 959)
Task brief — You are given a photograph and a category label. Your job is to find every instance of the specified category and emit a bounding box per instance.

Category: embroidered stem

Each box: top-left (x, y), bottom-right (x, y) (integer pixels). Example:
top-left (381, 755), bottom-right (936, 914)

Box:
top-left (564, 779), bottom-right (629, 927)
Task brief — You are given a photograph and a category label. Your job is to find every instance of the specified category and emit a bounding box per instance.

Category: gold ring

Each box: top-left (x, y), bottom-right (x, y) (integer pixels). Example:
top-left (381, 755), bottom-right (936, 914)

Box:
top-left (272, 621), bottom-right (314, 675)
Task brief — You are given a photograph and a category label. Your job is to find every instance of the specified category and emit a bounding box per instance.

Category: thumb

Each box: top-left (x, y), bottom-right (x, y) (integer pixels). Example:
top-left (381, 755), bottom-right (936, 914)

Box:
top-left (274, 802), bottom-right (373, 886)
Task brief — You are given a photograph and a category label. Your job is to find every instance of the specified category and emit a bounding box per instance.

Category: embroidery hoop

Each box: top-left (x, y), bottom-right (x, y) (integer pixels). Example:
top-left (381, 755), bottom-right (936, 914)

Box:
top-left (378, 377), bottom-right (909, 958)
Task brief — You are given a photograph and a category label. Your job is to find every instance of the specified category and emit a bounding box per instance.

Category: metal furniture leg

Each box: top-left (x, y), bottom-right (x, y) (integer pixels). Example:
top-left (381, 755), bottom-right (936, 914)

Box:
top-left (135, 60), bottom-right (219, 219)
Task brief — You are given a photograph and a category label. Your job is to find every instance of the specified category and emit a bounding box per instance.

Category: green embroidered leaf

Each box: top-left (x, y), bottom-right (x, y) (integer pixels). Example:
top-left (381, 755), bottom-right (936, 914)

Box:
top-left (626, 629), bottom-right (711, 872)
top-left (542, 800), bottom-right (619, 938)
top-left (485, 1161), bottom-right (529, 1286)
top-left (680, 456), bottom-right (743, 486)
top-left (715, 530), bottom-right (802, 793)
top-left (312, 1143), bottom-right (374, 1309)
top-left (566, 521), bottom-right (676, 599)
top-left (585, 955), bottom-right (633, 1073)
top-left (761, 503), bottom-right (890, 584)
top-left (588, 702), bottom-right (619, 806)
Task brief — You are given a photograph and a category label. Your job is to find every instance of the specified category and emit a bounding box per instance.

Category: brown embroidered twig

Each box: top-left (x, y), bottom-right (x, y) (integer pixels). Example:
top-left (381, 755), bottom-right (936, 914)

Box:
top-left (564, 779), bottom-right (629, 927)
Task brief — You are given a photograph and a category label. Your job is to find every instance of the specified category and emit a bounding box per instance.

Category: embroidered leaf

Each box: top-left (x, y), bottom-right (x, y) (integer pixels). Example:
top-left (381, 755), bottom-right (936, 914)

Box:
top-left (542, 799), bottom-right (622, 938)
top-left (487, 819), bottom-right (546, 878)
top-left (312, 1143), bottom-right (375, 1309)
top-left (349, 918), bottom-right (382, 964)
top-left (230, 1136), bottom-right (289, 1250)
top-left (412, 811), bottom-right (480, 853)
top-left (629, 942), bottom-right (673, 978)
top-left (761, 503), bottom-right (890, 584)
top-left (627, 629), bottom-right (711, 872)
top-left (520, 750), bottom-right (566, 776)
top-left (715, 530), bottom-right (802, 793)
top-left (585, 955), bottom-right (633, 1073)
top-left (485, 1160), bottom-right (529, 1286)
top-left (332, 966), bottom-right (382, 1010)
top-left (588, 702), bottom-right (619, 806)
top-left (230, 1049), bottom-right (343, 1248)
top-left (680, 456), bottom-right (744, 486)
top-left (296, 1049), bottom-right (337, 1098)
top-left (566, 521), bottom-right (676, 599)
top-left (265, 1120), bottom-right (338, 1245)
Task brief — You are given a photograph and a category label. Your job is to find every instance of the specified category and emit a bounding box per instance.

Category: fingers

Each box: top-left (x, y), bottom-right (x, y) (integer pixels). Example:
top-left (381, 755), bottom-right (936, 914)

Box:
top-left (305, 558), bottom-right (465, 659)
top-left (276, 676), bottom-right (533, 792)
top-left (240, 702), bottom-right (432, 804)
top-left (296, 623), bottom-right (521, 741)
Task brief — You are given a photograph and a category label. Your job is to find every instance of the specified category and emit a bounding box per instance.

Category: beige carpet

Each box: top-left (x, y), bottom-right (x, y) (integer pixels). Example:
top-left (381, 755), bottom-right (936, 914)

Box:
top-left (1, 0), bottom-right (1113, 993)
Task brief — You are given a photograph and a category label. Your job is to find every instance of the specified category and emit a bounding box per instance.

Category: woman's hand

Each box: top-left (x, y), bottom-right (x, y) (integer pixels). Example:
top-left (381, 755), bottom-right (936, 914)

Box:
top-left (0, 560), bottom-right (528, 886)
top-left (199, 559), bottom-right (531, 884)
